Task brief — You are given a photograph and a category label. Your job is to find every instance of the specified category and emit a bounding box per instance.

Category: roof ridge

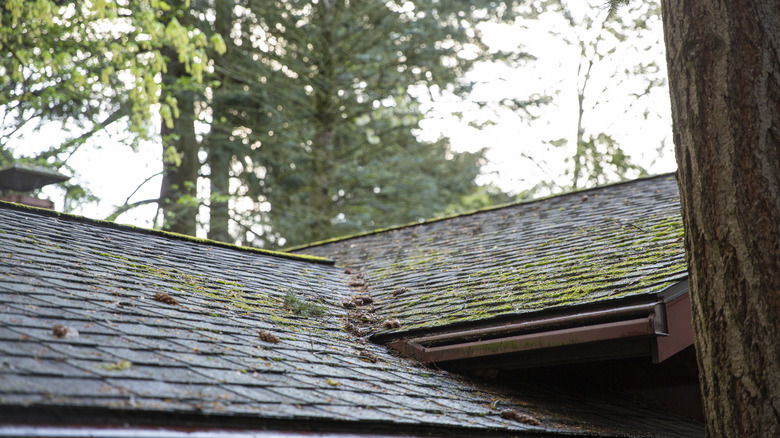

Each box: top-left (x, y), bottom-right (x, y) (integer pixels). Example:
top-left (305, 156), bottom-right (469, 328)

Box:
top-left (0, 200), bottom-right (334, 265)
top-left (289, 172), bottom-right (677, 251)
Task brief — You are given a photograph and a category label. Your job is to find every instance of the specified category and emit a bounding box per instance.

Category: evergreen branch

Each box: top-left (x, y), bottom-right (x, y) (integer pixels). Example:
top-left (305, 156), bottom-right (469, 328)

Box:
top-left (606, 0), bottom-right (631, 19)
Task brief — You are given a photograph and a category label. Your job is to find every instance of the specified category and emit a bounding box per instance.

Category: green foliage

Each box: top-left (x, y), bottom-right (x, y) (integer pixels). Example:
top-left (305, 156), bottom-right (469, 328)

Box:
top-left (607, 0), bottom-right (631, 18)
top-left (0, 0), bottom-right (217, 211)
top-left (205, 0), bottom-right (538, 247)
top-left (283, 291), bottom-right (327, 317)
top-left (572, 132), bottom-right (647, 187)
top-left (442, 184), bottom-right (533, 216)
top-left (3, 0), bottom-right (538, 244)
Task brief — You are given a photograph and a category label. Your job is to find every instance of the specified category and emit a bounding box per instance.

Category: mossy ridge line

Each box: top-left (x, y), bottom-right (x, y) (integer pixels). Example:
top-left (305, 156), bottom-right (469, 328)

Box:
top-left (290, 173), bottom-right (678, 251)
top-left (0, 200), bottom-right (332, 265)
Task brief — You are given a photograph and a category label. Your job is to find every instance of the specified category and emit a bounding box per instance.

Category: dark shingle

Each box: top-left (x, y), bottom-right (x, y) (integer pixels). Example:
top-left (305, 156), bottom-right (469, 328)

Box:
top-left (0, 199), bottom-right (702, 437)
top-left (297, 174), bottom-right (687, 332)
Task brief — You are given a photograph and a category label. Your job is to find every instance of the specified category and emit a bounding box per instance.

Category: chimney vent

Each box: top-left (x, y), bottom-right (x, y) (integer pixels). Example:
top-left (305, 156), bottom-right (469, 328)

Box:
top-left (0, 163), bottom-right (70, 210)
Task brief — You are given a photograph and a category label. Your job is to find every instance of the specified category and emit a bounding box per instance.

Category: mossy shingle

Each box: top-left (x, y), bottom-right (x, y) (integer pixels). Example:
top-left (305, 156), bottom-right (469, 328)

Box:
top-left (298, 174), bottom-right (687, 332)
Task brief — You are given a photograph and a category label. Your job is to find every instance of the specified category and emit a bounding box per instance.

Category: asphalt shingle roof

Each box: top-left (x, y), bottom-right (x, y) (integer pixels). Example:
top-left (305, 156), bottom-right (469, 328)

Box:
top-left (0, 197), bottom-right (701, 437)
top-left (296, 174), bottom-right (687, 334)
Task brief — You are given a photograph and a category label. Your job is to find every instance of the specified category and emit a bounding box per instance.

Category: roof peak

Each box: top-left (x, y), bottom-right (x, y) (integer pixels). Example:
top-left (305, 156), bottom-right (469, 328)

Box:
top-left (0, 200), bottom-right (333, 265)
top-left (291, 172), bottom-right (678, 251)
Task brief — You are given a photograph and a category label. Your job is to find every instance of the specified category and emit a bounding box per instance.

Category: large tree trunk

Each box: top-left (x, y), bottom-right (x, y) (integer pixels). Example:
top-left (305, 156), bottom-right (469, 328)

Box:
top-left (159, 62), bottom-right (199, 236)
top-left (206, 0), bottom-right (234, 244)
top-left (207, 146), bottom-right (231, 243)
top-left (660, 0), bottom-right (780, 435)
top-left (158, 0), bottom-right (199, 236)
top-left (307, 1), bottom-right (337, 244)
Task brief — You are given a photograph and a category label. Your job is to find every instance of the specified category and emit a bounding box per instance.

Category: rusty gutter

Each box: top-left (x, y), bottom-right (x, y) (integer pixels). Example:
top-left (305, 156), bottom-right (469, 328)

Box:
top-left (389, 316), bottom-right (666, 364)
top-left (385, 301), bottom-right (680, 365)
top-left (404, 302), bottom-right (662, 348)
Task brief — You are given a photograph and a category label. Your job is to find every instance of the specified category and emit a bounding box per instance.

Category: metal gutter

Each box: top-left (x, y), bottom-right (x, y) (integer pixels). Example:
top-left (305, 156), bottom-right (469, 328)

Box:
top-left (384, 281), bottom-right (694, 367)
top-left (399, 302), bottom-right (661, 348)
top-left (388, 311), bottom-right (666, 364)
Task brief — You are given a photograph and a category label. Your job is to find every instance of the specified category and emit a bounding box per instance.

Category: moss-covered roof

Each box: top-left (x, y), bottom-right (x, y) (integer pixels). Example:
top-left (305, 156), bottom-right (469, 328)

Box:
top-left (0, 200), bottom-right (702, 437)
top-left (0, 200), bottom-right (332, 265)
top-left (296, 174), bottom-right (687, 333)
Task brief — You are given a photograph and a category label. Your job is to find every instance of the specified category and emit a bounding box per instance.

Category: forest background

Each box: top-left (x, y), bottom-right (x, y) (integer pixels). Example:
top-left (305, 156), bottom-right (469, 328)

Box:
top-left (0, 0), bottom-right (672, 248)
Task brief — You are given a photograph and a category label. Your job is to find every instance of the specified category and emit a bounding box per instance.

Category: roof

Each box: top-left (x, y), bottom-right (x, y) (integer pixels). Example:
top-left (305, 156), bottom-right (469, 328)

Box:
top-left (0, 199), bottom-right (703, 437)
top-left (295, 174), bottom-right (687, 335)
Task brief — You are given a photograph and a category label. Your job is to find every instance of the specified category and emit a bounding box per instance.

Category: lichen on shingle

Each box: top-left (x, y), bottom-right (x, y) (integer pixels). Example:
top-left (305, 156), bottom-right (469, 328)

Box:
top-left (298, 174), bottom-right (687, 332)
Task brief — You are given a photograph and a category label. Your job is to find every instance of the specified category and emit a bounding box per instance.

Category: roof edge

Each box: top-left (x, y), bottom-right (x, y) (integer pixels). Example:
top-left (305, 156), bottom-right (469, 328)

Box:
top-left (369, 289), bottom-right (669, 345)
top-left (0, 405), bottom-right (576, 438)
top-left (0, 200), bottom-right (334, 265)
top-left (374, 280), bottom-right (692, 368)
top-left (288, 172), bottom-right (677, 252)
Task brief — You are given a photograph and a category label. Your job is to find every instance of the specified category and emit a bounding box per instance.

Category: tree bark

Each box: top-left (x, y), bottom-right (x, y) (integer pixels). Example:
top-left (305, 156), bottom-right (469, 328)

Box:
top-left (307, 1), bottom-right (337, 244)
top-left (207, 147), bottom-right (231, 243)
top-left (660, 0), bottom-right (780, 435)
top-left (158, 0), bottom-right (199, 236)
top-left (206, 0), bottom-right (234, 244)
top-left (159, 60), bottom-right (199, 236)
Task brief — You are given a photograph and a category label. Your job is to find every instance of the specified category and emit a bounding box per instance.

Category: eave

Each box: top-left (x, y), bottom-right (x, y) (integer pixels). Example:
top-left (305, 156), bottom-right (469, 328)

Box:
top-left (381, 280), bottom-right (693, 370)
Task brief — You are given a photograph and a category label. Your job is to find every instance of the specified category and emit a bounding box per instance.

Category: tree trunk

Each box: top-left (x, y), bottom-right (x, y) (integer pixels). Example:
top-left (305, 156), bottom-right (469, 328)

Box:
top-left (159, 62), bottom-right (199, 236)
top-left (308, 1), bottom-right (337, 244)
top-left (158, 0), bottom-right (199, 236)
top-left (660, 0), bottom-right (780, 435)
top-left (206, 0), bottom-right (234, 243)
top-left (207, 147), bottom-right (231, 243)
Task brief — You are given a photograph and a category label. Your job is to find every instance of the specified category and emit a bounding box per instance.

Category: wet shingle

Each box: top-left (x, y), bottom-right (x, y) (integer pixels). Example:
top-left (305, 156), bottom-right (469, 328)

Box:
top-left (298, 174), bottom-right (687, 332)
top-left (0, 199), bottom-right (702, 437)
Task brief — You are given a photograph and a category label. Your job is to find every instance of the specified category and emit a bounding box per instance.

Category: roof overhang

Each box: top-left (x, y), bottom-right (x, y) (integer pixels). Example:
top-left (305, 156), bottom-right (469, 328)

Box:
top-left (382, 280), bottom-right (693, 370)
top-left (0, 425), bottom-right (438, 438)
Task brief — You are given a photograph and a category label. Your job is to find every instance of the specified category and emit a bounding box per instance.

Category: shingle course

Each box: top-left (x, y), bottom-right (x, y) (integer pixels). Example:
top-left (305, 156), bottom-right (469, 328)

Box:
top-left (0, 199), bottom-right (701, 436)
top-left (298, 174), bottom-right (687, 333)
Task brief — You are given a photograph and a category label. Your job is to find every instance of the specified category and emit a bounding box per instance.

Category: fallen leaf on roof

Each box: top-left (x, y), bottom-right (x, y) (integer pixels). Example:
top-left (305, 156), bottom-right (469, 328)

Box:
top-left (500, 410), bottom-right (541, 426)
top-left (343, 321), bottom-right (361, 336)
top-left (358, 350), bottom-right (378, 363)
top-left (382, 319), bottom-right (402, 329)
top-left (348, 280), bottom-right (365, 287)
top-left (153, 292), bottom-right (178, 305)
top-left (325, 378), bottom-right (340, 386)
top-left (392, 287), bottom-right (409, 297)
top-left (350, 295), bottom-right (373, 305)
top-left (52, 324), bottom-right (79, 338)
top-left (52, 324), bottom-right (68, 338)
top-left (347, 309), bottom-right (378, 323)
top-left (258, 330), bottom-right (281, 344)
top-left (100, 360), bottom-right (133, 371)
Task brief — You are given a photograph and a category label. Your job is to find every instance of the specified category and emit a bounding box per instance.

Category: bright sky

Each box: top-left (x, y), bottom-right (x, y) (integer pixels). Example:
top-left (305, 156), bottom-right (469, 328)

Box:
top-left (417, 3), bottom-right (675, 192)
top-left (26, 2), bottom-right (674, 231)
